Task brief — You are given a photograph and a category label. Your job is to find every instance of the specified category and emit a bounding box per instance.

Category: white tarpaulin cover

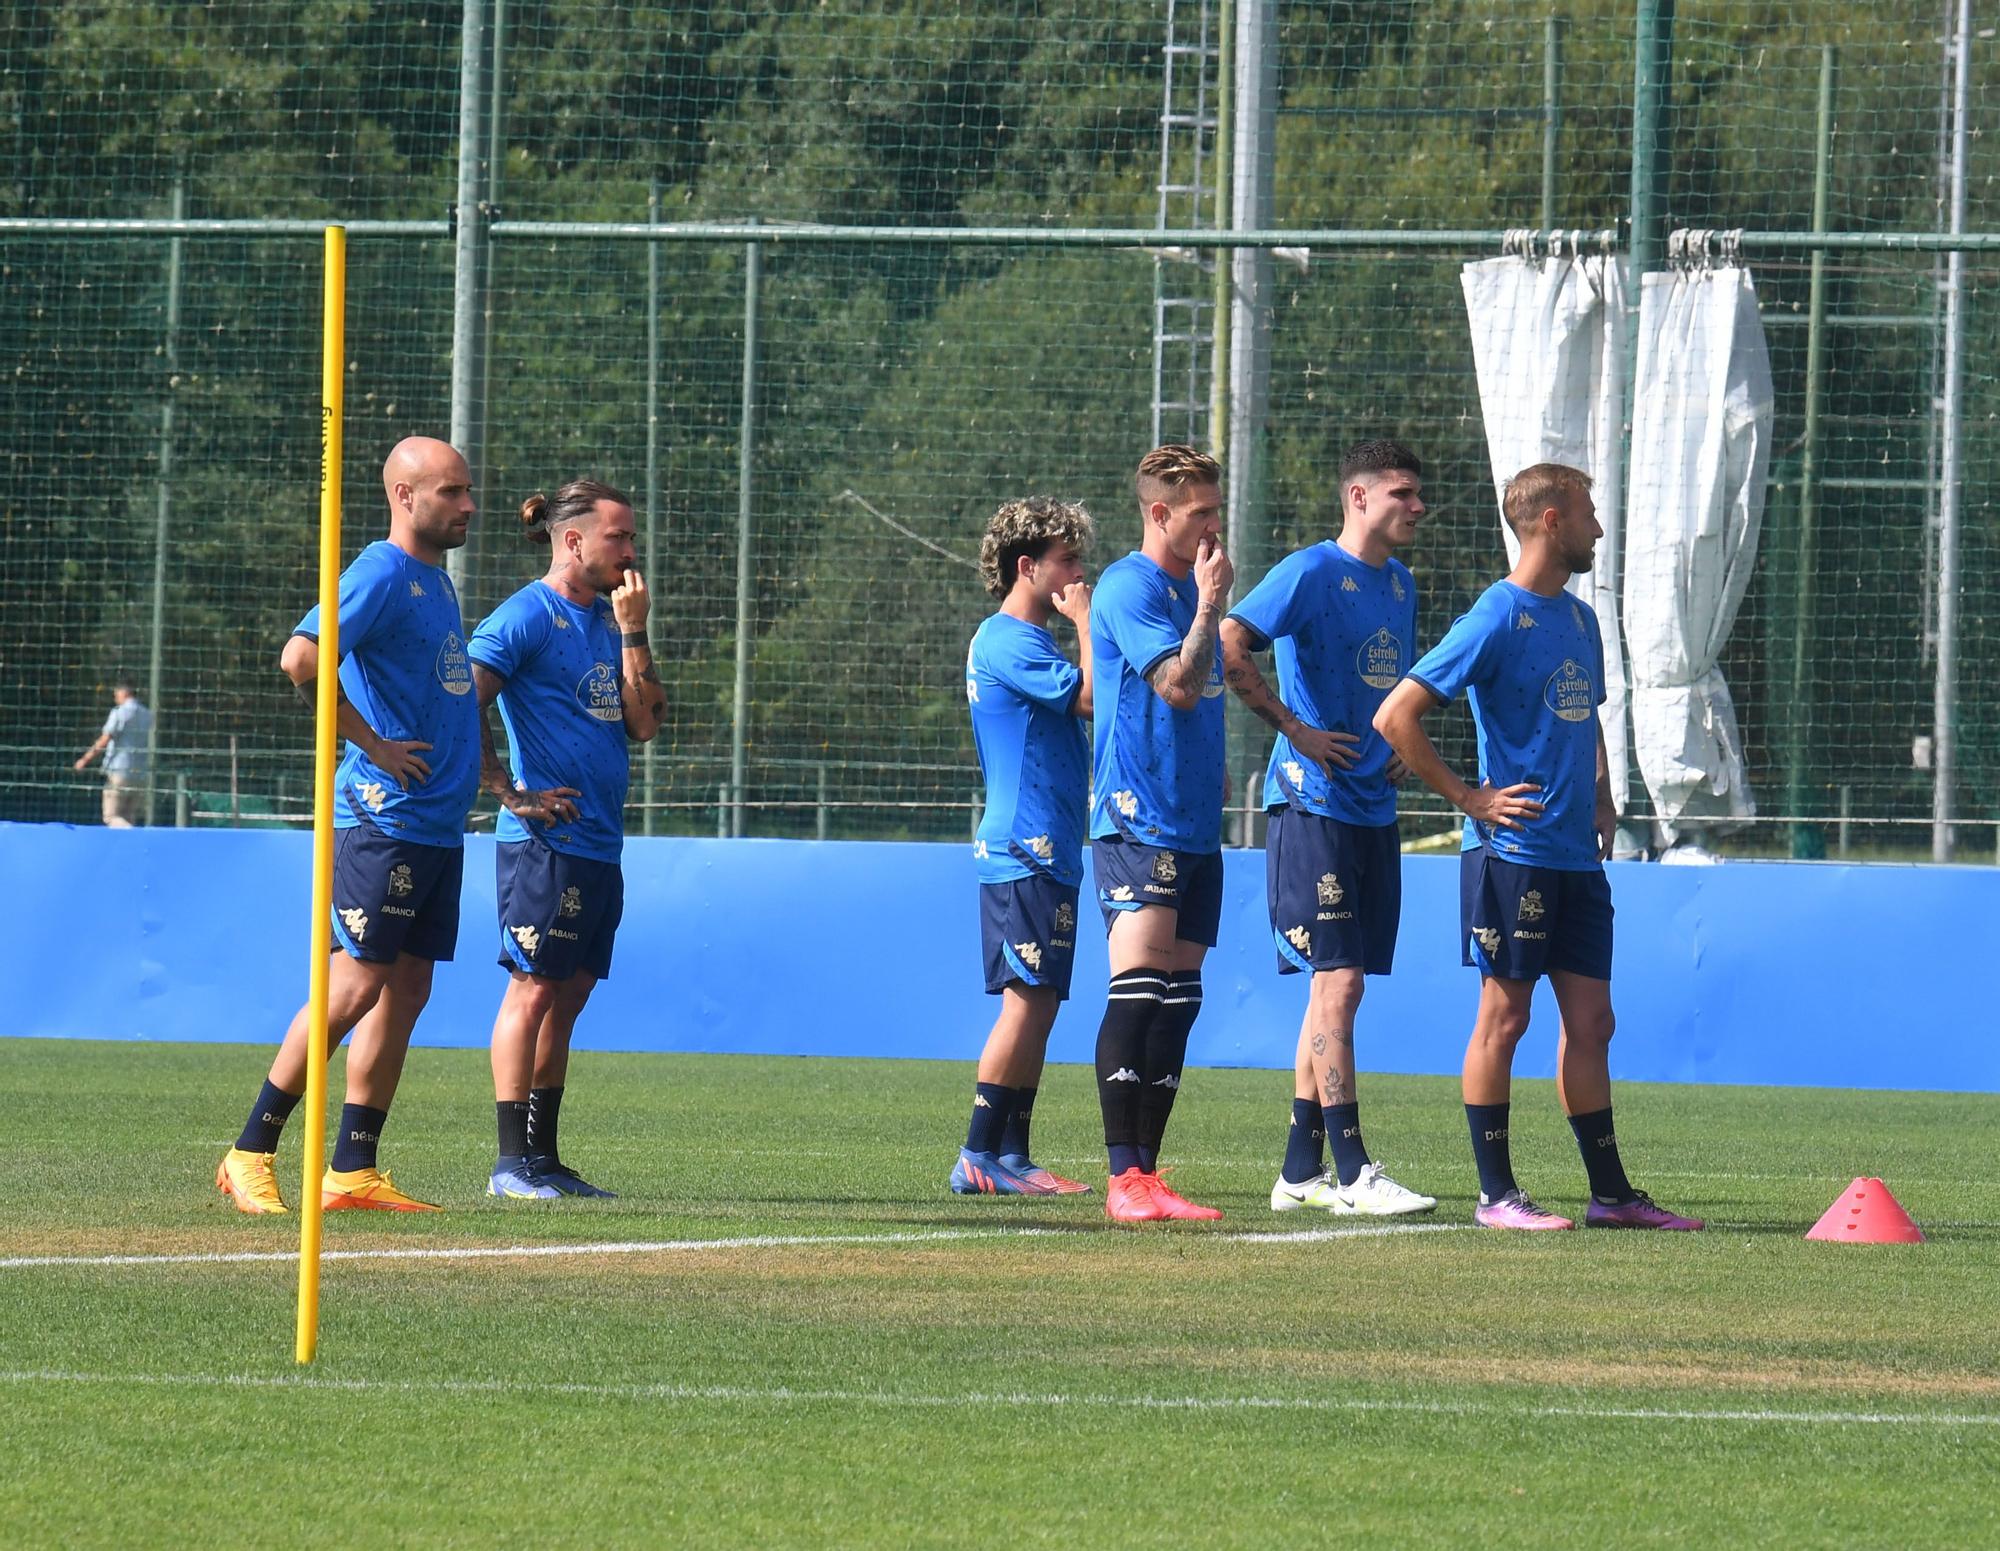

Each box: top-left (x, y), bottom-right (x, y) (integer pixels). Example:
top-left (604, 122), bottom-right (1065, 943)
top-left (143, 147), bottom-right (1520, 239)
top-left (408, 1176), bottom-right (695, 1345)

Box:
top-left (1459, 250), bottom-right (1629, 807)
top-left (1622, 265), bottom-right (1773, 829)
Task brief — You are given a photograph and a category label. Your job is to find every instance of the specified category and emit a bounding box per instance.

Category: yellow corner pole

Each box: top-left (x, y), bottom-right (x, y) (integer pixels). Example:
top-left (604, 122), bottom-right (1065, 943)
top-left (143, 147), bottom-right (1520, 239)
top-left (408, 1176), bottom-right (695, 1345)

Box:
top-left (296, 224), bottom-right (346, 1365)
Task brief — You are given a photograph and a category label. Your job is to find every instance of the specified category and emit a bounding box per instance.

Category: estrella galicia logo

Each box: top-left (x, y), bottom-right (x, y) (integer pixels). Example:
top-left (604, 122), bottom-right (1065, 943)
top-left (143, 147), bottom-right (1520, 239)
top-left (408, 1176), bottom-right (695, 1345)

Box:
top-left (1543, 658), bottom-right (1595, 723)
top-left (1355, 626), bottom-right (1403, 690)
top-left (436, 630), bottom-right (473, 696)
top-left (577, 663), bottom-right (622, 722)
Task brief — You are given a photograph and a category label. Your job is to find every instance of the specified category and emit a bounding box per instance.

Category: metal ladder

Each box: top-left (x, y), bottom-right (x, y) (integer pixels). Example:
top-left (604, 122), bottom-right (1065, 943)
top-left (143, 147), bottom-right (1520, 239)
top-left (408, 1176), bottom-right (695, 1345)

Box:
top-left (1151, 0), bottom-right (1221, 450)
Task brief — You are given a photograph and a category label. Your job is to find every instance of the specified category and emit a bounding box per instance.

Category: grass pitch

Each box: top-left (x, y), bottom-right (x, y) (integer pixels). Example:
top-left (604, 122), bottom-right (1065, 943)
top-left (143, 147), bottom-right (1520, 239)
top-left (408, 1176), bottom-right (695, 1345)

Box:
top-left (2, 1040), bottom-right (1995, 1549)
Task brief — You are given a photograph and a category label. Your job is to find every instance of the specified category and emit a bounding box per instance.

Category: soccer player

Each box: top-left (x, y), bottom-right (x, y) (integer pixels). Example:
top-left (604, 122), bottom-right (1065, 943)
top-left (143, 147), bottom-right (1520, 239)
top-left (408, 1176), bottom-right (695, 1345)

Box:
top-left (216, 436), bottom-right (480, 1214)
top-left (1373, 462), bottom-right (1702, 1231)
top-left (1089, 444), bottom-right (1232, 1222)
top-left (1221, 439), bottom-right (1437, 1217)
top-left (955, 496), bottom-right (1096, 1197)
top-left (469, 479), bottom-right (664, 1200)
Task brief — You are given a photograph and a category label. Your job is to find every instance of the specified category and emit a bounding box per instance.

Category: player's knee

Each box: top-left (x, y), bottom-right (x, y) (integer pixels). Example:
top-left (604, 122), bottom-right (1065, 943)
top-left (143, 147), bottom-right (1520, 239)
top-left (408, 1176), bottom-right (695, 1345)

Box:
top-left (1570, 1008), bottom-right (1615, 1048)
top-left (1474, 1006), bottom-right (1532, 1050)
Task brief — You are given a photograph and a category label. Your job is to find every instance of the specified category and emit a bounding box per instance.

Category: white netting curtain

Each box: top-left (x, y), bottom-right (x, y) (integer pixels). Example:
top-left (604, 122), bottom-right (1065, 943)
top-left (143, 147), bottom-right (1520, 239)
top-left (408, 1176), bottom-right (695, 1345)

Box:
top-left (1459, 247), bottom-right (1630, 809)
top-left (1622, 262), bottom-right (1774, 832)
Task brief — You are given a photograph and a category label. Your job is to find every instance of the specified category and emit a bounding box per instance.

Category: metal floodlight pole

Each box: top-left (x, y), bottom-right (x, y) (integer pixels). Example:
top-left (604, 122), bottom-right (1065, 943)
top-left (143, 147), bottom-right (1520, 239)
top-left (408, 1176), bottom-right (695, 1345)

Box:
top-left (732, 229), bottom-right (762, 839)
top-left (475, 0), bottom-right (507, 531)
top-left (643, 181), bottom-right (663, 838)
top-left (146, 177), bottom-right (186, 829)
top-left (1789, 46), bottom-right (1836, 852)
top-left (1226, 0), bottom-right (1276, 576)
top-left (447, 0), bottom-right (489, 602)
top-left (1541, 16), bottom-right (1564, 232)
top-left (1208, 0), bottom-right (1235, 462)
top-left (1934, 0), bottom-right (1971, 862)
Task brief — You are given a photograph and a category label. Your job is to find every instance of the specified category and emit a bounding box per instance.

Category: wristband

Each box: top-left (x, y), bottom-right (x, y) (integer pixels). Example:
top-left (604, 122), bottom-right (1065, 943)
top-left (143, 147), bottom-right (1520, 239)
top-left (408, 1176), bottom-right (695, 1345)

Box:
top-left (621, 631), bottom-right (650, 648)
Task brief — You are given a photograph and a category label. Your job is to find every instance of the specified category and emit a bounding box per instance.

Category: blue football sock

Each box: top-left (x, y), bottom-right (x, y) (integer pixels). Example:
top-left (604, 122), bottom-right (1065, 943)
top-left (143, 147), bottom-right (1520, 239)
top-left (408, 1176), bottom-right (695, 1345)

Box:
top-left (1281, 1097), bottom-right (1324, 1183)
top-left (236, 1079), bottom-right (301, 1154)
top-left (330, 1103), bottom-right (388, 1173)
top-left (1465, 1102), bottom-right (1517, 1202)
top-left (965, 1082), bottom-right (1012, 1155)
top-left (1568, 1106), bottom-right (1636, 1203)
top-left (998, 1086), bottom-right (1036, 1159)
top-left (1323, 1101), bottom-right (1369, 1187)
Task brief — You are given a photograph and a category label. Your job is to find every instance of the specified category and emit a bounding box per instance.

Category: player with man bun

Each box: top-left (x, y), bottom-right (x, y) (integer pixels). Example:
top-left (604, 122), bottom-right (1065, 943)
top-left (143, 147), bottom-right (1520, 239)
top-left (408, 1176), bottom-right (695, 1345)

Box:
top-left (468, 479), bottom-right (664, 1199)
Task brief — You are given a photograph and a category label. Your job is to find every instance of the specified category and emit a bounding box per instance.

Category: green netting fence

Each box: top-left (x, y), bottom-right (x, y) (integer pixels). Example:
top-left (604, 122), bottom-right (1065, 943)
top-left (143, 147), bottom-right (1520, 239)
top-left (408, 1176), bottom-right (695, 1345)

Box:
top-left (2, 2), bottom-right (1995, 859)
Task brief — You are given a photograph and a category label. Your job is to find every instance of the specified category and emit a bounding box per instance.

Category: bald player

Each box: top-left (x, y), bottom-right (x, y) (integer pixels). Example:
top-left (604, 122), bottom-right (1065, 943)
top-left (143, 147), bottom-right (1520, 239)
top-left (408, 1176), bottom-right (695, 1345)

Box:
top-left (216, 436), bottom-right (482, 1215)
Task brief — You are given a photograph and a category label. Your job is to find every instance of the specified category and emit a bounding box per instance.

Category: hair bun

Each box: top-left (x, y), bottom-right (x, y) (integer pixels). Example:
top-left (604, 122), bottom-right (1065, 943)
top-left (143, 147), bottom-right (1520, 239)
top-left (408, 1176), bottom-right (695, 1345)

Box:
top-left (518, 492), bottom-right (551, 544)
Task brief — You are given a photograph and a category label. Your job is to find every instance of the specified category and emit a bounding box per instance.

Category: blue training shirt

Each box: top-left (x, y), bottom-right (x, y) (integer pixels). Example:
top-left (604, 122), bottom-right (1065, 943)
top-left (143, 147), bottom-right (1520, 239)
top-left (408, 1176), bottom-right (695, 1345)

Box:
top-left (966, 612), bottom-right (1088, 887)
top-left (1228, 541), bottom-right (1415, 828)
top-left (1088, 552), bottom-right (1226, 854)
top-left (468, 580), bottom-right (630, 863)
top-left (294, 539), bottom-right (479, 848)
top-left (1406, 579), bottom-right (1608, 871)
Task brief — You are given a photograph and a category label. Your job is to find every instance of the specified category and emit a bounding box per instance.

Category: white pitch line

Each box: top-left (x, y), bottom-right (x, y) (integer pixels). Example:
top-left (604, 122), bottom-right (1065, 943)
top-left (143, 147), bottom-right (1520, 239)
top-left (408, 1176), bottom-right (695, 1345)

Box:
top-left (0, 1367), bottom-right (1991, 1430)
top-left (0, 1220), bottom-right (1467, 1271)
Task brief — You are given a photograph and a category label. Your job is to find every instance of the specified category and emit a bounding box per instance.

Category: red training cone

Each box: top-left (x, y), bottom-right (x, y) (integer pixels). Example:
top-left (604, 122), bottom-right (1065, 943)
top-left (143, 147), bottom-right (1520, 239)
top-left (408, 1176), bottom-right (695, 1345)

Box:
top-left (1805, 1176), bottom-right (1924, 1244)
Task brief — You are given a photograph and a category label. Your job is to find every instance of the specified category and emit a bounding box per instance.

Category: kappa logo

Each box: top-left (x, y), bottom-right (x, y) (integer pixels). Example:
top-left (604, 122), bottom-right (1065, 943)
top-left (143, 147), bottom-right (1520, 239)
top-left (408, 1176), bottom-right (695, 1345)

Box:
top-left (1282, 759), bottom-right (1306, 788)
top-left (1014, 941), bottom-right (1044, 972)
top-left (1472, 925), bottom-right (1502, 956)
top-left (1284, 924), bottom-right (1312, 954)
top-left (973, 1093), bottom-right (993, 1109)
top-left (356, 781), bottom-right (388, 814)
top-left (1054, 901), bottom-right (1076, 934)
top-left (386, 863), bottom-right (414, 899)
top-left (1112, 790), bottom-right (1139, 819)
top-left (408, 579), bottom-right (426, 598)
top-left (1516, 612), bottom-right (1538, 630)
top-left (1571, 601), bottom-right (1587, 633)
top-left (510, 924), bottom-right (541, 958)
top-left (1518, 889), bottom-right (1546, 922)
top-left (554, 614), bottom-right (570, 629)
top-left (1107, 885), bottom-right (1136, 903)
top-left (339, 907), bottom-right (368, 943)
top-left (1105, 1068), bottom-right (1141, 1084)
top-left (1341, 575), bottom-right (1360, 593)
top-left (1151, 851), bottom-right (1178, 884)
top-left (1391, 571), bottom-right (1407, 603)
top-left (1166, 586), bottom-right (1180, 602)
top-left (558, 885), bottom-right (583, 919)
top-left (1025, 833), bottom-right (1054, 862)
top-left (1317, 872), bottom-right (1345, 906)
top-left (1151, 1074), bottom-right (1180, 1089)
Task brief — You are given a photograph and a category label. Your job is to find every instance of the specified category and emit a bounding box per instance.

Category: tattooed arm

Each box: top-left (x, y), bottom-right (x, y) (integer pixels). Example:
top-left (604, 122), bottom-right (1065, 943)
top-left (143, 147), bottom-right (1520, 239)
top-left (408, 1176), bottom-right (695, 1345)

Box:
top-left (611, 569), bottom-right (667, 743)
top-left (1145, 536), bottom-right (1233, 711)
top-left (1218, 617), bottom-right (1361, 773)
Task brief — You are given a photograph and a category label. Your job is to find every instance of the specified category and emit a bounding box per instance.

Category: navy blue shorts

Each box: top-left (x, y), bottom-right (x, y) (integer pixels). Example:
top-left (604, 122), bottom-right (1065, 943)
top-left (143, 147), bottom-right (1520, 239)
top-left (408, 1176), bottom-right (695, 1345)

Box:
top-left (1266, 808), bottom-right (1401, 976)
top-left (1092, 838), bottom-right (1224, 947)
top-left (330, 823), bottom-right (463, 964)
top-left (979, 876), bottom-right (1081, 999)
top-left (496, 839), bottom-right (624, 982)
top-left (1459, 846), bottom-right (1613, 982)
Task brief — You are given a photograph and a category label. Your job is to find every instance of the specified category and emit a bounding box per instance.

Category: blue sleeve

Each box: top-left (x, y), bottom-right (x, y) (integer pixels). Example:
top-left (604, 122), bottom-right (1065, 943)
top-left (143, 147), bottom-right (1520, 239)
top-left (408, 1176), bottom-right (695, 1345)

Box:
top-left (1409, 594), bottom-right (1500, 704)
top-left (295, 550), bottom-right (394, 657)
top-left (1095, 569), bottom-right (1185, 679)
top-left (988, 629), bottom-right (1081, 714)
top-left (1227, 549), bottom-right (1312, 650)
top-left (468, 595), bottom-right (546, 682)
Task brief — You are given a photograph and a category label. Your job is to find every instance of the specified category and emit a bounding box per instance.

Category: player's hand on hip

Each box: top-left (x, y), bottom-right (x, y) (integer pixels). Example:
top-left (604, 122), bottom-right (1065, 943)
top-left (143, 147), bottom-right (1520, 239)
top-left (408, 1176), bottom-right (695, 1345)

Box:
top-left (1292, 723), bottom-right (1361, 773)
top-left (1462, 780), bottom-right (1543, 830)
top-left (612, 569), bottom-right (650, 633)
top-left (1053, 581), bottom-right (1091, 629)
top-left (503, 784), bottom-right (581, 826)
top-left (1194, 534), bottom-right (1233, 608)
top-left (1385, 754), bottom-right (1411, 784)
top-left (373, 739), bottom-right (433, 788)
